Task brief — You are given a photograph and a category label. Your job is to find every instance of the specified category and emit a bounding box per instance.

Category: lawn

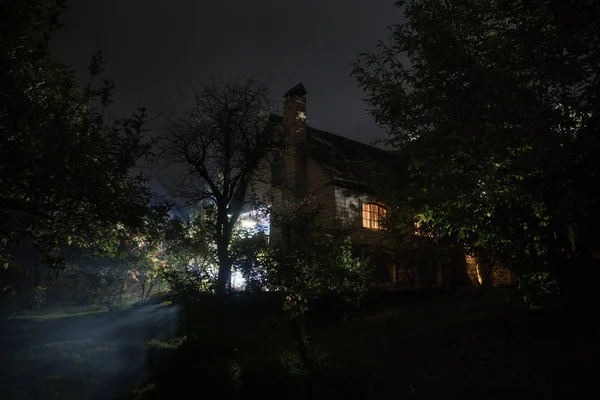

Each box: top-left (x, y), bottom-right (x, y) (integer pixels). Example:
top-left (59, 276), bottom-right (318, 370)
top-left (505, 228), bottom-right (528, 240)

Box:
top-left (1, 290), bottom-right (596, 399)
top-left (139, 288), bottom-right (598, 400)
top-left (0, 302), bottom-right (181, 400)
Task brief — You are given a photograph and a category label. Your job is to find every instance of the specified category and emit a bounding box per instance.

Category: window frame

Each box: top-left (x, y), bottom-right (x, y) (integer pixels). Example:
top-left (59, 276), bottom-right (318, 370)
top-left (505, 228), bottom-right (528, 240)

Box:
top-left (361, 201), bottom-right (387, 231)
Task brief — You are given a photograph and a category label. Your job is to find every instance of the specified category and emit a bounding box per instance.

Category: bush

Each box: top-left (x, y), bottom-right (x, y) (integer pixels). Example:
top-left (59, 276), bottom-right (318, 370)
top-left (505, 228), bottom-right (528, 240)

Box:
top-left (29, 286), bottom-right (48, 310)
top-left (517, 272), bottom-right (560, 309)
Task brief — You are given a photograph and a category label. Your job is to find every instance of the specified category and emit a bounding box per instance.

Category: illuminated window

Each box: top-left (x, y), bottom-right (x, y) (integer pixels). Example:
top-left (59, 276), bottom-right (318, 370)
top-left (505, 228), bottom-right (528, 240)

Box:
top-left (362, 202), bottom-right (387, 230)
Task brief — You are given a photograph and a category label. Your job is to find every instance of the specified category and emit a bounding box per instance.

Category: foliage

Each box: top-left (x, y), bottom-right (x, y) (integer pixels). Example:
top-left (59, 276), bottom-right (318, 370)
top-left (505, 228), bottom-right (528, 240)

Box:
top-left (160, 211), bottom-right (218, 297)
top-left (228, 199), bottom-right (374, 367)
top-left (278, 234), bottom-right (373, 320)
top-left (125, 224), bottom-right (171, 303)
top-left (160, 78), bottom-right (284, 294)
top-left (517, 272), bottom-right (560, 310)
top-left (136, 288), bottom-right (600, 400)
top-left (63, 217), bottom-right (169, 308)
top-left (0, 0), bottom-right (159, 270)
top-left (29, 286), bottom-right (48, 311)
top-left (353, 0), bottom-right (600, 299)
top-left (241, 199), bottom-right (374, 318)
top-left (380, 204), bottom-right (458, 288)
top-left (65, 248), bottom-right (130, 307)
top-left (229, 207), bottom-right (271, 292)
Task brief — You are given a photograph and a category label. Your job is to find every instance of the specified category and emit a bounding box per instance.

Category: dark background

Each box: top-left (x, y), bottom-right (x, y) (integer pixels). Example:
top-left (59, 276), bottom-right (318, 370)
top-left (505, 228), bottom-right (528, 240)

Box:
top-left (51, 0), bottom-right (403, 145)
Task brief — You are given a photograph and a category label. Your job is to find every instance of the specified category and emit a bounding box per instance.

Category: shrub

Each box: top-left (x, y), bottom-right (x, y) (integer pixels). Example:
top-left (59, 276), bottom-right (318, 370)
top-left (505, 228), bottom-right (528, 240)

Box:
top-left (29, 286), bottom-right (48, 310)
top-left (517, 272), bottom-right (560, 309)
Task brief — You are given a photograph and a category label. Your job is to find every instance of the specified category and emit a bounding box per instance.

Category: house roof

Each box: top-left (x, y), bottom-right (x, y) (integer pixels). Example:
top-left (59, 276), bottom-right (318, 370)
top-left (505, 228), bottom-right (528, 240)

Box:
top-left (305, 126), bottom-right (390, 191)
top-left (269, 114), bottom-right (391, 191)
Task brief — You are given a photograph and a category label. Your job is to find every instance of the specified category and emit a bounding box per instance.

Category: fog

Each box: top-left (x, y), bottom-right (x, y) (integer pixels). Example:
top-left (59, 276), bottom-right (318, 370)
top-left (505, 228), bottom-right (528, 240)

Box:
top-left (1, 303), bottom-right (181, 400)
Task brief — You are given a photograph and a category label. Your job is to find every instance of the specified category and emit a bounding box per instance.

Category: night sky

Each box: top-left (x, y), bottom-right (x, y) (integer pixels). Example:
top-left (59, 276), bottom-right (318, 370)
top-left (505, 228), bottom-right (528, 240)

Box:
top-left (51, 0), bottom-right (403, 146)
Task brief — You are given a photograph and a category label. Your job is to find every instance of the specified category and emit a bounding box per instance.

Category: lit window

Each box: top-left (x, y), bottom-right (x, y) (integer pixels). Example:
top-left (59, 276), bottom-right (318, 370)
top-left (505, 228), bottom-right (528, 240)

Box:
top-left (362, 202), bottom-right (387, 230)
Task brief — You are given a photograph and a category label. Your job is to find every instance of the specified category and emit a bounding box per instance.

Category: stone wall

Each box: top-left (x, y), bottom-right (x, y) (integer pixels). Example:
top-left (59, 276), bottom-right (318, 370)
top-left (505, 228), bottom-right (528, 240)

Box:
top-left (305, 157), bottom-right (335, 227)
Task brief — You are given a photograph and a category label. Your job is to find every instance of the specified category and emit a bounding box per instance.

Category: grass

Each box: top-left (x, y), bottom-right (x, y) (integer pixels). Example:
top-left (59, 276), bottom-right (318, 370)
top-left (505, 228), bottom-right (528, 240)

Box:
top-left (1, 291), bottom-right (597, 399)
top-left (0, 340), bottom-right (122, 400)
top-left (146, 336), bottom-right (186, 350)
top-left (138, 288), bottom-right (599, 400)
top-left (0, 300), bottom-right (180, 400)
top-left (9, 303), bottom-right (109, 321)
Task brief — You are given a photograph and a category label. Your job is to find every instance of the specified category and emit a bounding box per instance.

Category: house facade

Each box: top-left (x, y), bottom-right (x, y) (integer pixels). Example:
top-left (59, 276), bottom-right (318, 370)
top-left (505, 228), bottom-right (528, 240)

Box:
top-left (249, 83), bottom-right (513, 289)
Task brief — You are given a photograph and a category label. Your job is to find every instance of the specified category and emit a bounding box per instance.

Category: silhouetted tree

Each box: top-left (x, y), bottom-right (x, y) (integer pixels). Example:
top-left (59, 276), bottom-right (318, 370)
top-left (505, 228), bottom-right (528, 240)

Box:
top-left (160, 78), bottom-right (283, 295)
top-left (0, 0), bottom-right (162, 303)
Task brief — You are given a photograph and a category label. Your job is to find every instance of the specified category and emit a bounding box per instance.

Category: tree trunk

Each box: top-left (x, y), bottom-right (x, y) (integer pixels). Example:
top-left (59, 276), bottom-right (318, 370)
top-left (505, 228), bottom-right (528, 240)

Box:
top-left (216, 235), bottom-right (231, 296)
top-left (547, 214), bottom-right (585, 306)
top-left (32, 255), bottom-right (40, 288)
top-left (290, 318), bottom-right (313, 370)
top-left (554, 220), bottom-right (598, 306)
top-left (145, 279), bottom-right (157, 302)
top-left (477, 250), bottom-right (497, 298)
top-left (140, 277), bottom-right (146, 303)
top-left (543, 192), bottom-right (593, 306)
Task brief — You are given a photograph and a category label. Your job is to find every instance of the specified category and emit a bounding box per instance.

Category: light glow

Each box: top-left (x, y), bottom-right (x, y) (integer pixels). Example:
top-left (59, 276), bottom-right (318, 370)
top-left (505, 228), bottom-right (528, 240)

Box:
top-left (362, 202), bottom-right (387, 230)
top-left (240, 219), bottom-right (257, 229)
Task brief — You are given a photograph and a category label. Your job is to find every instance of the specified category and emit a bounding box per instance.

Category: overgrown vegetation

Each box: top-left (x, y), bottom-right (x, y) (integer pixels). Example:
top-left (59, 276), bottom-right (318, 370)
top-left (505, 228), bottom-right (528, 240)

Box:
top-left (2, 1), bottom-right (599, 399)
top-left (0, 0), bottom-right (168, 316)
top-left (135, 288), bottom-right (598, 400)
top-left (353, 0), bottom-right (600, 306)
top-left (159, 78), bottom-right (284, 295)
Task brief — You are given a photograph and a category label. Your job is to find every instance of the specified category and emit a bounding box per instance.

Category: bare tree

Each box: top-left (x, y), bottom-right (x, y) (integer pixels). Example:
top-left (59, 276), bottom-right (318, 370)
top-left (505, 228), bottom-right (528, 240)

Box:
top-left (160, 78), bottom-right (282, 295)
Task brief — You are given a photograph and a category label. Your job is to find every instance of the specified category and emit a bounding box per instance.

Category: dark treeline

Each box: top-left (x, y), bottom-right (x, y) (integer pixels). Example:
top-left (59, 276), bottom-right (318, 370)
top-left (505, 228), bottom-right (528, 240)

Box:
top-left (353, 0), bottom-right (600, 306)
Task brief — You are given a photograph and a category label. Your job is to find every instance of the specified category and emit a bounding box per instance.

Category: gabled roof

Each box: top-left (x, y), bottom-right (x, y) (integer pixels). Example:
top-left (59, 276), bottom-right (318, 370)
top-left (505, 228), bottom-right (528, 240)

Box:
top-left (284, 83), bottom-right (308, 98)
top-left (269, 114), bottom-right (390, 191)
top-left (305, 126), bottom-right (390, 191)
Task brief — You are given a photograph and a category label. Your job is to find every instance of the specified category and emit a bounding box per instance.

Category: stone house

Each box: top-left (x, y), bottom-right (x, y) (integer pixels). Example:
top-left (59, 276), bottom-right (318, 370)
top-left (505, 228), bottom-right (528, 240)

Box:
top-left (248, 83), bottom-right (513, 289)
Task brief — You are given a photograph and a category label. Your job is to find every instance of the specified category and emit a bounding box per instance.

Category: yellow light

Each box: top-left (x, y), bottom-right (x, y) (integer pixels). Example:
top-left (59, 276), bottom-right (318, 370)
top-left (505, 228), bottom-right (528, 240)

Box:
top-left (476, 264), bottom-right (483, 285)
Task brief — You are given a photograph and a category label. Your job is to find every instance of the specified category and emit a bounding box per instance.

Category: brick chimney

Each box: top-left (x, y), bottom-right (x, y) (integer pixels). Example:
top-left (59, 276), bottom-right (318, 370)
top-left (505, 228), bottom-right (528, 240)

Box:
top-left (282, 83), bottom-right (308, 199)
top-left (283, 83), bottom-right (307, 144)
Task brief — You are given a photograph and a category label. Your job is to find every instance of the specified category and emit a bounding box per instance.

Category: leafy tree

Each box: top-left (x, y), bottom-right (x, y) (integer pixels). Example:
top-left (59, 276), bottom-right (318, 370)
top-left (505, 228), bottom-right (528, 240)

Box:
top-left (66, 248), bottom-right (132, 309)
top-left (229, 206), bottom-right (271, 291)
top-left (353, 0), bottom-right (600, 303)
top-left (1, 0), bottom-right (158, 268)
top-left (237, 198), bottom-right (374, 367)
top-left (160, 211), bottom-right (218, 297)
top-left (63, 214), bottom-right (169, 308)
top-left (125, 233), bottom-right (167, 303)
top-left (160, 78), bottom-right (283, 295)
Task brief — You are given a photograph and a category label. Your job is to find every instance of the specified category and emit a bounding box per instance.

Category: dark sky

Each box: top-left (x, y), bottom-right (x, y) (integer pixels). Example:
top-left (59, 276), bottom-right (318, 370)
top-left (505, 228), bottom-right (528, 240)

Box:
top-left (52, 0), bottom-right (402, 145)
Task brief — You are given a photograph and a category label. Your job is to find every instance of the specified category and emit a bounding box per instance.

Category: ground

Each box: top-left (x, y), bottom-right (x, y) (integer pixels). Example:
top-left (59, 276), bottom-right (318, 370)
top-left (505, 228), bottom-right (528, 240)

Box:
top-left (1, 289), bottom-right (597, 399)
top-left (0, 302), bottom-right (180, 400)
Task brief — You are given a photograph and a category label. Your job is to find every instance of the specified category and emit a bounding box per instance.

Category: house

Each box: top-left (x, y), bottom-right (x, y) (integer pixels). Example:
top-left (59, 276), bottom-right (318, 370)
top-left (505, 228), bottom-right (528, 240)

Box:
top-left (249, 83), bottom-right (513, 289)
